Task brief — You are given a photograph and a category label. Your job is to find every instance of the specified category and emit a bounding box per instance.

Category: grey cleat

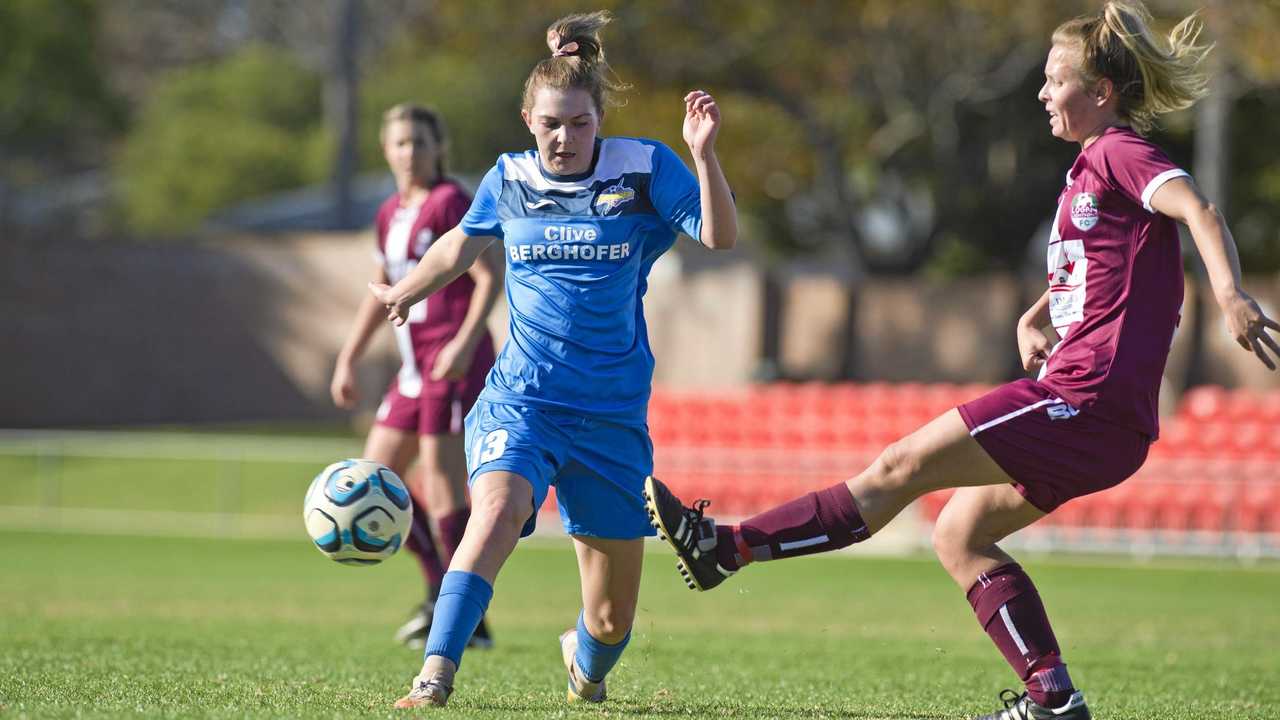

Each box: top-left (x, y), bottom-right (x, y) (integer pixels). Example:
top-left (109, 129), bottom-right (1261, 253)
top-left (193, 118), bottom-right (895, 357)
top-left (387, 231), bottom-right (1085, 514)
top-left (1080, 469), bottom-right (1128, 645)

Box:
top-left (973, 690), bottom-right (1092, 720)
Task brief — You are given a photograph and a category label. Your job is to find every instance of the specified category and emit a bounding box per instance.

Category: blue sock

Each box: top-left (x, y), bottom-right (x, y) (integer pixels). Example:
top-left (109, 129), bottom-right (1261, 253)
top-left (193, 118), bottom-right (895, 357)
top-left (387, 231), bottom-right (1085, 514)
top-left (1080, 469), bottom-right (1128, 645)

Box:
top-left (424, 570), bottom-right (493, 668)
top-left (574, 611), bottom-right (630, 683)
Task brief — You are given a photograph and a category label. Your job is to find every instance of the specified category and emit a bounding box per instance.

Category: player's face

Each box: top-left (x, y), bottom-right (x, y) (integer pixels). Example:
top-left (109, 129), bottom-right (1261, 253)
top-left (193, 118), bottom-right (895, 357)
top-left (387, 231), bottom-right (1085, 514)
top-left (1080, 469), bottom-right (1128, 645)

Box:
top-left (382, 119), bottom-right (440, 188)
top-left (1037, 44), bottom-right (1106, 145)
top-left (522, 86), bottom-right (601, 176)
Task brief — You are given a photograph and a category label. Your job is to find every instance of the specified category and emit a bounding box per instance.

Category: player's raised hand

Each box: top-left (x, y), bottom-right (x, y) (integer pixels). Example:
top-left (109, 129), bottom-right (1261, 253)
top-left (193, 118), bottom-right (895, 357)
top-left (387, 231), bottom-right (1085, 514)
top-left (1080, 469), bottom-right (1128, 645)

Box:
top-left (1222, 289), bottom-right (1280, 370)
top-left (369, 281), bottom-right (411, 327)
top-left (330, 360), bottom-right (359, 409)
top-left (682, 90), bottom-right (721, 158)
top-left (1017, 320), bottom-right (1053, 373)
top-left (430, 336), bottom-right (474, 381)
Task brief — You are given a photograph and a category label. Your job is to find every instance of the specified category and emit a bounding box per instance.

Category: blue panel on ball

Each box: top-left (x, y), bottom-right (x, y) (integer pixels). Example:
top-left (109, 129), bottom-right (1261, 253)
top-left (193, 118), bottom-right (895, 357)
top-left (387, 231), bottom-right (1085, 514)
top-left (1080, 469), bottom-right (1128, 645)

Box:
top-left (377, 469), bottom-right (411, 510)
top-left (314, 529), bottom-right (341, 552)
top-left (353, 523), bottom-right (391, 551)
top-left (325, 468), bottom-right (370, 506)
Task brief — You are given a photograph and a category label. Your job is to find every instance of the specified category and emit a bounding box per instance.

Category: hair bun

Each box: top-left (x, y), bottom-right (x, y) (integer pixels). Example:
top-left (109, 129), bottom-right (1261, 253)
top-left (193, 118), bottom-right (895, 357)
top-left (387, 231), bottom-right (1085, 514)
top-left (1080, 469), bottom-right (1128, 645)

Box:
top-left (552, 40), bottom-right (580, 58)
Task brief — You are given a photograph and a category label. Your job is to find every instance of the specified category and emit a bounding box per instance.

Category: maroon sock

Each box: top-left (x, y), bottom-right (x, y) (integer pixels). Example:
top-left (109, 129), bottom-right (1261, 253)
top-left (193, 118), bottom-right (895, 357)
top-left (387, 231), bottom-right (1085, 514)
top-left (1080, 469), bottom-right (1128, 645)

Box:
top-left (435, 507), bottom-right (470, 567)
top-left (404, 496), bottom-right (445, 597)
top-left (715, 482), bottom-right (870, 571)
top-left (966, 563), bottom-right (1075, 708)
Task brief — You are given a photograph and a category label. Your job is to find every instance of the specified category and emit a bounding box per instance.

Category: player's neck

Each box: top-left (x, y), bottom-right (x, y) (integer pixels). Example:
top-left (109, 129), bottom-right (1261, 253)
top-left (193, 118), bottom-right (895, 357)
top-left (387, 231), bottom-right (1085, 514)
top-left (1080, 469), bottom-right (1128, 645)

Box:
top-left (1079, 119), bottom-right (1125, 150)
top-left (399, 183), bottom-right (432, 207)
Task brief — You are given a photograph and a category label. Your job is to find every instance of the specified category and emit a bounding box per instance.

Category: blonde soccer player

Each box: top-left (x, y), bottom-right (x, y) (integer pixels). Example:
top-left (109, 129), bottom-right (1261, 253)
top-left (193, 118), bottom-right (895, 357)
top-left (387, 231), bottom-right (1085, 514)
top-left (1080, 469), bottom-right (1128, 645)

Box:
top-left (646, 3), bottom-right (1278, 719)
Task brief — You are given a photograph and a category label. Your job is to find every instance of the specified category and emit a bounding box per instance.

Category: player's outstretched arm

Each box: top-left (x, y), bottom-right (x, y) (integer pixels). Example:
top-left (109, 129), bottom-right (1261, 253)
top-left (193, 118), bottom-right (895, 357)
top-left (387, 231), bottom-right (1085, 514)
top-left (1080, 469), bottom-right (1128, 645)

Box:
top-left (682, 90), bottom-right (736, 251)
top-left (1151, 177), bottom-right (1280, 370)
top-left (369, 226), bottom-right (497, 327)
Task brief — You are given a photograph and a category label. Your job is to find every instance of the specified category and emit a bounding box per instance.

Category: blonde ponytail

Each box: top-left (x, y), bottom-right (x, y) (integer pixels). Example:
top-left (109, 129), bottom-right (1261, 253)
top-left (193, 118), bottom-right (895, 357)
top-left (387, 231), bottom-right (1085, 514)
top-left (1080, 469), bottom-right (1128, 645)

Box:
top-left (1053, 0), bottom-right (1213, 135)
top-left (522, 10), bottom-right (630, 113)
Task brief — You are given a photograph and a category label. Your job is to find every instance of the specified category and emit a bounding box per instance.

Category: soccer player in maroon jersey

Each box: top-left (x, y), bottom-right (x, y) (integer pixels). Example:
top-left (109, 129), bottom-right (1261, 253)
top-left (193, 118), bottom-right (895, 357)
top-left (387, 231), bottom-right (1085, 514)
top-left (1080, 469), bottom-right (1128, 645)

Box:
top-left (330, 103), bottom-right (503, 650)
top-left (645, 2), bottom-right (1280, 719)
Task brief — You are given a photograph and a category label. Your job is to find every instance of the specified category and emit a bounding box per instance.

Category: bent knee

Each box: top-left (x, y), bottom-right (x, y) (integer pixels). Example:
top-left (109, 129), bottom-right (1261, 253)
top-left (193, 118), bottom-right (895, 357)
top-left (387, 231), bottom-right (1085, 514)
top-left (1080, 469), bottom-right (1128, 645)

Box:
top-left (583, 608), bottom-right (634, 645)
top-left (931, 513), bottom-right (1004, 577)
top-left (930, 516), bottom-right (971, 569)
top-left (470, 492), bottom-right (528, 538)
top-left (875, 440), bottom-right (923, 488)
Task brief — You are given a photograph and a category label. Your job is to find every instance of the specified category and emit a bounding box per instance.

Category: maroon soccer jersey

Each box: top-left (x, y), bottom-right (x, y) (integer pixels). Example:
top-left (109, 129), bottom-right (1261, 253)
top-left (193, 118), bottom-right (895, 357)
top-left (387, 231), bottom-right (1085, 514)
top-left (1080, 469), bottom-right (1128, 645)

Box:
top-left (1039, 126), bottom-right (1188, 438)
top-left (373, 180), bottom-right (486, 398)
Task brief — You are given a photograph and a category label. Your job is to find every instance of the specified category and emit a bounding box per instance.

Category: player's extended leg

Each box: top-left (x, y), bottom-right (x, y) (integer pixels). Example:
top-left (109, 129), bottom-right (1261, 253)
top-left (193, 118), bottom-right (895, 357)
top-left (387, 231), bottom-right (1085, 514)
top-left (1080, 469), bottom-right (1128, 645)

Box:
top-left (416, 432), bottom-right (493, 648)
top-left (647, 409), bottom-right (1007, 590)
top-left (395, 470), bottom-right (533, 709)
top-left (560, 536), bottom-right (644, 703)
top-left (934, 486), bottom-right (1090, 720)
top-left (364, 426), bottom-right (446, 647)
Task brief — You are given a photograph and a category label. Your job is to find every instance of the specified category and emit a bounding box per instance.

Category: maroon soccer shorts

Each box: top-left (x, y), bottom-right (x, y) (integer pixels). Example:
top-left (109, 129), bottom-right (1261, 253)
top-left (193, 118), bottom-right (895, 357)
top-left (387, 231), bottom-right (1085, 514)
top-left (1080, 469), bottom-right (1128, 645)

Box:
top-left (374, 347), bottom-right (492, 436)
top-left (956, 378), bottom-right (1150, 513)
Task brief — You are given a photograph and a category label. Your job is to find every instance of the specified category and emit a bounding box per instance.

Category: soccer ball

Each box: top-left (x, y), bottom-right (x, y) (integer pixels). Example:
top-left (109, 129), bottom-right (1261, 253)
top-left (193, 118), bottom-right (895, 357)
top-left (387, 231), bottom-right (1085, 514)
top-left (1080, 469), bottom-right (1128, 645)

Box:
top-left (303, 459), bottom-right (413, 566)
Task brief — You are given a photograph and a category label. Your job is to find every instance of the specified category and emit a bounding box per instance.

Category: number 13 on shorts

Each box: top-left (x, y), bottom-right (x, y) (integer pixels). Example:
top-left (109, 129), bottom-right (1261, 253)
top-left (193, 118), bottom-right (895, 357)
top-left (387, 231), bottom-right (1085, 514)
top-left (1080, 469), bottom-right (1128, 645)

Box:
top-left (471, 429), bottom-right (509, 469)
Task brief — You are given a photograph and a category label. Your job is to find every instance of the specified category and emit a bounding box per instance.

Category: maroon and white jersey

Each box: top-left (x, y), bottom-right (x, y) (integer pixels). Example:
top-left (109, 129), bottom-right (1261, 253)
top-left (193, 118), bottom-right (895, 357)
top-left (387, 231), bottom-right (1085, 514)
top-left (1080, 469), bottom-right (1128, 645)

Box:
top-left (1040, 126), bottom-right (1188, 438)
top-left (373, 179), bottom-right (482, 398)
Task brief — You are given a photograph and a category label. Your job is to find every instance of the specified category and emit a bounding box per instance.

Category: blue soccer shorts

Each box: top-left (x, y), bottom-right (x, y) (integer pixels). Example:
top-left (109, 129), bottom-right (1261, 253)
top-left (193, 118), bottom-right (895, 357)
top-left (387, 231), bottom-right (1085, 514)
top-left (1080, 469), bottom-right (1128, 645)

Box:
top-left (463, 399), bottom-right (657, 540)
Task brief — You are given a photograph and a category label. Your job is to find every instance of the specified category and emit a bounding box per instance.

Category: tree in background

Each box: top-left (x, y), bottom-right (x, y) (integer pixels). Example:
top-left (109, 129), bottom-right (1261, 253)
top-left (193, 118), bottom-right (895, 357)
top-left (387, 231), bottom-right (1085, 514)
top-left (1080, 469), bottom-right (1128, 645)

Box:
top-left (116, 47), bottom-right (326, 235)
top-left (0, 0), bottom-right (122, 230)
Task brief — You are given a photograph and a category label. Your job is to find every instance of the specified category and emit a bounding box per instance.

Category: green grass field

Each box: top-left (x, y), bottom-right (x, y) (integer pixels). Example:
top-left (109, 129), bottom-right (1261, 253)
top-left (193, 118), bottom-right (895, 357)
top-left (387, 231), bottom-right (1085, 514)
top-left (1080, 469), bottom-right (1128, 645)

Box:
top-left (2, 530), bottom-right (1278, 719)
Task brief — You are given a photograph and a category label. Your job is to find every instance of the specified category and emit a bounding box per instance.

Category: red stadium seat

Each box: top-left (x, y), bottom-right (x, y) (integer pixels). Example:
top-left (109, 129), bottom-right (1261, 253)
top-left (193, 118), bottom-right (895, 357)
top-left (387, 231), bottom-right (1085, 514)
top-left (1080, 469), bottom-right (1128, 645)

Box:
top-left (1182, 385), bottom-right (1228, 421)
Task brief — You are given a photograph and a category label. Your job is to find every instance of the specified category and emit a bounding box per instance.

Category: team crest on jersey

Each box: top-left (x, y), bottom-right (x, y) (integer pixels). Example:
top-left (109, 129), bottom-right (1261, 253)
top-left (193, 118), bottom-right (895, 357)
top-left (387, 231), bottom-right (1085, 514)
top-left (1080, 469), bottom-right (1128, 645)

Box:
top-left (594, 183), bottom-right (636, 215)
top-left (1070, 192), bottom-right (1099, 231)
top-left (413, 229), bottom-right (435, 256)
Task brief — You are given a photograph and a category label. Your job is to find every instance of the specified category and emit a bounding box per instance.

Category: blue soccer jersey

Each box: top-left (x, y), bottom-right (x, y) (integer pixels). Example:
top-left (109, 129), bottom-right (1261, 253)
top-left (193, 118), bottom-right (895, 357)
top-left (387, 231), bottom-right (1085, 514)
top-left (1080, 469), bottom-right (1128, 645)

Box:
top-left (459, 136), bottom-right (702, 426)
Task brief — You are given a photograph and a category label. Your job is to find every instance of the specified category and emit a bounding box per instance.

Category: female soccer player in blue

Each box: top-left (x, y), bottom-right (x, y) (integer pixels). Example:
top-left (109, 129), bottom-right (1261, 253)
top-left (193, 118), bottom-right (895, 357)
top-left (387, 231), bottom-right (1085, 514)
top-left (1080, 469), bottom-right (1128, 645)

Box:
top-left (369, 10), bottom-right (737, 708)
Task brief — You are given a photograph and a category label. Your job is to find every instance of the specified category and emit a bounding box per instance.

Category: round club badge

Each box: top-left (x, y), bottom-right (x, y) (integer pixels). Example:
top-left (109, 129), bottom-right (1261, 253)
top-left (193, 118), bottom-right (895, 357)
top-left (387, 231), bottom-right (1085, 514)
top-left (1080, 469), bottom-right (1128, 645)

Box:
top-left (1070, 192), bottom-right (1099, 231)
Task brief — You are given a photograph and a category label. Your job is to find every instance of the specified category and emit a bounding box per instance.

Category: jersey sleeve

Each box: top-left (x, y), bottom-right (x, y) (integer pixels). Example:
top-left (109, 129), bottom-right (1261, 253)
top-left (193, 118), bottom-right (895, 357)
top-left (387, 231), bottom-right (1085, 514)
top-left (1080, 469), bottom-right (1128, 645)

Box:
top-left (646, 141), bottom-right (703, 241)
top-left (459, 162), bottom-right (505, 238)
top-left (1101, 136), bottom-right (1189, 213)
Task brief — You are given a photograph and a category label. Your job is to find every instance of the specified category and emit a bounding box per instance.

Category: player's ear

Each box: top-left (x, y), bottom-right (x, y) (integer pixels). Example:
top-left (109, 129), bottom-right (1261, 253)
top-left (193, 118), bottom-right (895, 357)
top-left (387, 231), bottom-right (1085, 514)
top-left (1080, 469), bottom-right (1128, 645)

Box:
top-left (1093, 77), bottom-right (1114, 108)
top-left (521, 109), bottom-right (534, 133)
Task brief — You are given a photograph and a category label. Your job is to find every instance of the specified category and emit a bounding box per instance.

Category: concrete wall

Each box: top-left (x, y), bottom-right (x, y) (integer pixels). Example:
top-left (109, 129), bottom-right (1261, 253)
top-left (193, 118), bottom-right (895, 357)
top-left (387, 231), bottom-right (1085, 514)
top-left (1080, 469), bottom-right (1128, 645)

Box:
top-left (3, 233), bottom-right (1277, 427)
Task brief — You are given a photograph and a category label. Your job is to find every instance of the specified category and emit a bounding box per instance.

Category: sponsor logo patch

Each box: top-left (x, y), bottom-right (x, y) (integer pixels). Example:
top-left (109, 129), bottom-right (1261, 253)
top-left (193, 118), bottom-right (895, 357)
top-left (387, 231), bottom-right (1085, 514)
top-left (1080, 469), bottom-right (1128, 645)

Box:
top-left (1046, 402), bottom-right (1080, 421)
top-left (1070, 192), bottom-right (1099, 231)
top-left (594, 183), bottom-right (636, 214)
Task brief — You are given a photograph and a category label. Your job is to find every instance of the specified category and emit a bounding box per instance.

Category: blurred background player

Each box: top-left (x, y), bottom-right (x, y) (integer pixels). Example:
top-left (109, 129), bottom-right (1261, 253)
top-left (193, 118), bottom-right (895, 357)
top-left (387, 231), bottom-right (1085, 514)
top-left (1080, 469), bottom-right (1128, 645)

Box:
top-left (369, 10), bottom-right (737, 708)
top-left (330, 103), bottom-right (503, 650)
top-left (645, 2), bottom-right (1280, 720)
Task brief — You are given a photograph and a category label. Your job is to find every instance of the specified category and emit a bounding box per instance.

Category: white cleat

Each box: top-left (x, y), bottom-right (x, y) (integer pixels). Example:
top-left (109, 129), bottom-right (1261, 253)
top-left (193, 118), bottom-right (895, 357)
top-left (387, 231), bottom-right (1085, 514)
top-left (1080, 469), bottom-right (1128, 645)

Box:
top-left (393, 658), bottom-right (456, 709)
top-left (559, 629), bottom-right (606, 703)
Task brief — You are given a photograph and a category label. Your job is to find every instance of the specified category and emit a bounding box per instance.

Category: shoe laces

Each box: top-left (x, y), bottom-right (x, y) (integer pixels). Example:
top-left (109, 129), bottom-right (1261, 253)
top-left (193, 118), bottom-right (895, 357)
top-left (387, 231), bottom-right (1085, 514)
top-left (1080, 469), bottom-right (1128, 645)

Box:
top-left (410, 676), bottom-right (452, 700)
top-left (683, 499), bottom-right (718, 554)
top-left (998, 689), bottom-right (1029, 718)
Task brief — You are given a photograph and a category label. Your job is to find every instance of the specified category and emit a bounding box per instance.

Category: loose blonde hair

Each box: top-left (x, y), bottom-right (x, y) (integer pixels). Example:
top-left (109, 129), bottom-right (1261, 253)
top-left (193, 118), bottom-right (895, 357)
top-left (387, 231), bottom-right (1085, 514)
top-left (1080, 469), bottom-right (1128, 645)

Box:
top-left (1053, 0), bottom-right (1213, 135)
top-left (380, 103), bottom-right (448, 181)
top-left (521, 10), bottom-right (630, 114)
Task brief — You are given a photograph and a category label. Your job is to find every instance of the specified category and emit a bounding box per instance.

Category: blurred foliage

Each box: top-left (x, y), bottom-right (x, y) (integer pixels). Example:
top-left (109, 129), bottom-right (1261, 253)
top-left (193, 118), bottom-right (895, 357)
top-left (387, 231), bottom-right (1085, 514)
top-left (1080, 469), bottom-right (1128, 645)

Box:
top-left (116, 47), bottom-right (327, 235)
top-left (5, 0), bottom-right (1276, 271)
top-left (0, 0), bottom-right (122, 178)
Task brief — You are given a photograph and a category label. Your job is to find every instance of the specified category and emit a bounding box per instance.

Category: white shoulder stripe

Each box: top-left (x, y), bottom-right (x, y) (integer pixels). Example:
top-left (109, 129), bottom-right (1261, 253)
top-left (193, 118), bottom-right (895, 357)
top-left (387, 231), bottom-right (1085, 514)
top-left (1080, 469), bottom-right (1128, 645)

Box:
top-left (501, 138), bottom-right (655, 192)
top-left (1140, 168), bottom-right (1189, 213)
